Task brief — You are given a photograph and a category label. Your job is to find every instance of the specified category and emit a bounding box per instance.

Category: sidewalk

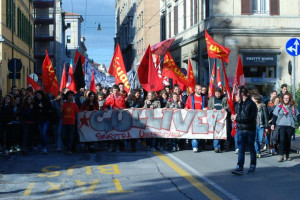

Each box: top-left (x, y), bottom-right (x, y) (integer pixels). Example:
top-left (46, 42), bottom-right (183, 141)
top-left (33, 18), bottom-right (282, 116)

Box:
top-left (291, 135), bottom-right (300, 154)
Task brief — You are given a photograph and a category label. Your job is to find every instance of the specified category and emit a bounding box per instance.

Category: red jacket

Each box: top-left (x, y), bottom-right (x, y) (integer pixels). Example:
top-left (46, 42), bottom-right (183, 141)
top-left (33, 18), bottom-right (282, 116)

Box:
top-left (103, 93), bottom-right (126, 110)
top-left (184, 94), bottom-right (208, 110)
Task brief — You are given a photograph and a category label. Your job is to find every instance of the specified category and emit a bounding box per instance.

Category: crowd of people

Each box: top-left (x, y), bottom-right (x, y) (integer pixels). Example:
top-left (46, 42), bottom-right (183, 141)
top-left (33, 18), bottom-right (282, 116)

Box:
top-left (0, 83), bottom-right (299, 174)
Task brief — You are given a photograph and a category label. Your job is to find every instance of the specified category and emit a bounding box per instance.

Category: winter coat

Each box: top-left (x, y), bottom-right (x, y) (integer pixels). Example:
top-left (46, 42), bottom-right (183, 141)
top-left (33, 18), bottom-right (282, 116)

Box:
top-left (234, 97), bottom-right (258, 131)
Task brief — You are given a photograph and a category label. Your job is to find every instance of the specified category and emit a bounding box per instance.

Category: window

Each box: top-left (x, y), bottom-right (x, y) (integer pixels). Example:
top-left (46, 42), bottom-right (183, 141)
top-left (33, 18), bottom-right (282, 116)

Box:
top-left (183, 0), bottom-right (186, 30)
top-left (252, 0), bottom-right (269, 14)
top-left (168, 11), bottom-right (171, 38)
top-left (67, 36), bottom-right (71, 43)
top-left (66, 23), bottom-right (71, 28)
top-left (6, 0), bottom-right (11, 29)
top-left (241, 0), bottom-right (279, 15)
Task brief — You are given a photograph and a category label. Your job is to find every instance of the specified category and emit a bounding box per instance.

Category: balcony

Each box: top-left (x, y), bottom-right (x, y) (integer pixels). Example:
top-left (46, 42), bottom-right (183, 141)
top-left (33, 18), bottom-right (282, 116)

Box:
top-left (34, 35), bottom-right (55, 41)
top-left (33, 0), bottom-right (55, 8)
top-left (34, 17), bottom-right (54, 24)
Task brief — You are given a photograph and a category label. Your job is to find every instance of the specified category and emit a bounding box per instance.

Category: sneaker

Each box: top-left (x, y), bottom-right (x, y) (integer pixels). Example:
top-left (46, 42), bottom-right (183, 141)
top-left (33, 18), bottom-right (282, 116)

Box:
top-left (9, 147), bottom-right (14, 153)
top-left (66, 151), bottom-right (72, 155)
top-left (176, 144), bottom-right (180, 151)
top-left (193, 147), bottom-right (198, 153)
top-left (271, 148), bottom-right (275, 155)
top-left (278, 156), bottom-right (284, 162)
top-left (215, 148), bottom-right (221, 153)
top-left (15, 145), bottom-right (21, 152)
top-left (256, 153), bottom-right (261, 158)
top-left (42, 148), bottom-right (47, 155)
top-left (263, 145), bottom-right (267, 151)
top-left (172, 147), bottom-right (176, 152)
top-left (235, 149), bottom-right (239, 154)
top-left (186, 139), bottom-right (189, 144)
top-left (247, 165), bottom-right (256, 175)
top-left (150, 147), bottom-right (156, 152)
top-left (232, 167), bottom-right (244, 175)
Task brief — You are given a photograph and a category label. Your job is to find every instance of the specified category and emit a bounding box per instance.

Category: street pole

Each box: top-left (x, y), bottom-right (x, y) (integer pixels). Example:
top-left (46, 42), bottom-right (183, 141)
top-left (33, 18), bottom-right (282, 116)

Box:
top-left (293, 56), bottom-right (296, 100)
top-left (13, 59), bottom-right (16, 86)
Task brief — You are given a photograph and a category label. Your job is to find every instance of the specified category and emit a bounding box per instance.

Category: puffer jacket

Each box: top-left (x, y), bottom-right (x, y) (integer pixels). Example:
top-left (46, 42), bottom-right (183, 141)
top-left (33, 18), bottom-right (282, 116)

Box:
top-left (235, 97), bottom-right (258, 131)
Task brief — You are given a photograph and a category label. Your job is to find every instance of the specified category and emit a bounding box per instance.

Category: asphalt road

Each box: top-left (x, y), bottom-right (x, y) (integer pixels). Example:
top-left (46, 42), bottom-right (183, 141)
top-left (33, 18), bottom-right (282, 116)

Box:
top-left (1, 142), bottom-right (300, 200)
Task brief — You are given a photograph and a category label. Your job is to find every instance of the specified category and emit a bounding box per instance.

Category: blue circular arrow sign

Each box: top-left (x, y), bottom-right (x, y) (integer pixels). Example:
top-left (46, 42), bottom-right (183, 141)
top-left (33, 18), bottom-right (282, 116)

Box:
top-left (286, 38), bottom-right (300, 56)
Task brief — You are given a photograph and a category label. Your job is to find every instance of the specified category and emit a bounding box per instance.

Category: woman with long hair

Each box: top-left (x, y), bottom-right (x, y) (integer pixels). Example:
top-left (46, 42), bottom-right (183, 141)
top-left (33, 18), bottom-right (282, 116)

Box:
top-left (33, 90), bottom-right (51, 155)
top-left (271, 93), bottom-right (300, 162)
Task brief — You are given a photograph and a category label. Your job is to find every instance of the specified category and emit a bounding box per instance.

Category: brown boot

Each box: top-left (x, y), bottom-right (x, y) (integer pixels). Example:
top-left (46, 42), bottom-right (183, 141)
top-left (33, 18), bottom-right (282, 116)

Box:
top-left (278, 156), bottom-right (284, 162)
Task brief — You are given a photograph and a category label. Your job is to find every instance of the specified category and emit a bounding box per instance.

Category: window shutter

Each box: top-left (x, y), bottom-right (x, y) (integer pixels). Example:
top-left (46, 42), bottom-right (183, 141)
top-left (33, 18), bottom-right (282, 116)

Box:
top-left (241, 0), bottom-right (251, 15)
top-left (270, 0), bottom-right (280, 15)
top-left (190, 0), bottom-right (193, 26)
top-left (174, 5), bottom-right (178, 35)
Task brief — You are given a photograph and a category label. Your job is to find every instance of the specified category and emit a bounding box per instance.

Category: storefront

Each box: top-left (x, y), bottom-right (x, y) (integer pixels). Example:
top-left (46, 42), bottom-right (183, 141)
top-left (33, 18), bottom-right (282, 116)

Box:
top-left (241, 50), bottom-right (280, 95)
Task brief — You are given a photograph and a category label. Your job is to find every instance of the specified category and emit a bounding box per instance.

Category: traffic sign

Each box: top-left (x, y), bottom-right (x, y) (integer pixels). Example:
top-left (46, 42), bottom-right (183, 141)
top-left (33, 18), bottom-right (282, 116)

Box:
top-left (286, 38), bottom-right (300, 56)
top-left (8, 58), bottom-right (22, 72)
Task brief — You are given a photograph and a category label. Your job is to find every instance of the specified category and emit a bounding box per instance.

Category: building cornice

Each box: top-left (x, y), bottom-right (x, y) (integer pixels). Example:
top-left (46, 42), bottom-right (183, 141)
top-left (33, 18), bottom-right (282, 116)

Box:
top-left (0, 35), bottom-right (34, 62)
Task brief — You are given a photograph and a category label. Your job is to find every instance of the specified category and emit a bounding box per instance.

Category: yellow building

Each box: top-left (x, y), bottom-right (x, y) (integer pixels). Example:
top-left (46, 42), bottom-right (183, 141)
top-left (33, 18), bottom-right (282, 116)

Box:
top-left (0, 0), bottom-right (34, 95)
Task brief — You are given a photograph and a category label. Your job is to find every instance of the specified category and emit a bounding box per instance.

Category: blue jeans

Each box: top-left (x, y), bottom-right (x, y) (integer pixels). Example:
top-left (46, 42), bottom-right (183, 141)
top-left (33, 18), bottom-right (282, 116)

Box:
top-left (62, 124), bottom-right (75, 151)
top-left (213, 140), bottom-right (221, 150)
top-left (38, 121), bottom-right (49, 149)
top-left (234, 130), bottom-right (239, 150)
top-left (255, 125), bottom-right (264, 154)
top-left (237, 130), bottom-right (256, 169)
top-left (192, 139), bottom-right (198, 148)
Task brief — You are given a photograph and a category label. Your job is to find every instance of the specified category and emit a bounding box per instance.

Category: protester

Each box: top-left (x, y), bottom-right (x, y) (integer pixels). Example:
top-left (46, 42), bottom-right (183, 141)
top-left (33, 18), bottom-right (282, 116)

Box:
top-left (62, 91), bottom-right (79, 155)
top-left (173, 84), bottom-right (187, 107)
top-left (234, 94), bottom-right (241, 154)
top-left (164, 85), bottom-right (172, 96)
top-left (21, 95), bottom-right (35, 154)
top-left (126, 89), bottom-right (143, 152)
top-left (144, 91), bottom-right (161, 151)
top-left (252, 95), bottom-right (269, 158)
top-left (263, 90), bottom-right (277, 105)
top-left (9, 95), bottom-right (22, 152)
top-left (278, 84), bottom-right (288, 97)
top-left (98, 92), bottom-right (106, 110)
top-left (0, 95), bottom-right (14, 156)
top-left (159, 90), bottom-right (169, 108)
top-left (271, 93), bottom-right (300, 162)
top-left (268, 96), bottom-right (280, 155)
top-left (96, 83), bottom-right (102, 94)
top-left (185, 84), bottom-right (207, 153)
top-left (118, 83), bottom-right (128, 99)
top-left (81, 91), bottom-right (99, 152)
top-left (33, 90), bottom-right (51, 155)
top-left (166, 92), bottom-right (182, 151)
top-left (231, 86), bottom-right (257, 175)
top-left (103, 85), bottom-right (126, 152)
top-left (51, 94), bottom-right (63, 152)
top-left (208, 87), bottom-right (229, 153)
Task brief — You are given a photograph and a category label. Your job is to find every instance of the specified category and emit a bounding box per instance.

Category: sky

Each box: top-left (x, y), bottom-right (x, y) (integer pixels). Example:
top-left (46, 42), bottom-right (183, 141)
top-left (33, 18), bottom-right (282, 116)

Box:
top-left (62, 0), bottom-right (115, 67)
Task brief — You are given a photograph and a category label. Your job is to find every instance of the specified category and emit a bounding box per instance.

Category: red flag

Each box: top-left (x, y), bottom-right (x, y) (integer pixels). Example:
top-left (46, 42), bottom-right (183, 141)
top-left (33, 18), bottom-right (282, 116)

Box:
top-left (90, 69), bottom-right (96, 92)
top-left (138, 45), bottom-right (164, 92)
top-left (74, 50), bottom-right (85, 67)
top-left (205, 30), bottom-right (231, 63)
top-left (59, 64), bottom-right (67, 92)
top-left (108, 44), bottom-right (130, 92)
top-left (151, 38), bottom-right (175, 56)
top-left (208, 62), bottom-right (216, 98)
top-left (187, 58), bottom-right (196, 93)
top-left (162, 52), bottom-right (191, 88)
top-left (216, 67), bottom-right (222, 89)
top-left (155, 54), bottom-right (162, 78)
top-left (66, 60), bottom-right (76, 92)
top-left (42, 50), bottom-right (59, 96)
top-left (232, 55), bottom-right (245, 100)
top-left (27, 75), bottom-right (42, 91)
top-left (221, 61), bottom-right (237, 137)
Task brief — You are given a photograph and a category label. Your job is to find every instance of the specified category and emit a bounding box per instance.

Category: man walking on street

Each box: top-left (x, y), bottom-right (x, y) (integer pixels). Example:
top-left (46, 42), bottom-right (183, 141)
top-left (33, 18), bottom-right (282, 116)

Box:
top-left (231, 86), bottom-right (258, 175)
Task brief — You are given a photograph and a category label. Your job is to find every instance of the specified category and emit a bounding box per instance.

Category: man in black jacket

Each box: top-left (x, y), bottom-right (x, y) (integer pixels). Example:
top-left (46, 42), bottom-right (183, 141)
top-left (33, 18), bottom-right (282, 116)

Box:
top-left (231, 86), bottom-right (258, 175)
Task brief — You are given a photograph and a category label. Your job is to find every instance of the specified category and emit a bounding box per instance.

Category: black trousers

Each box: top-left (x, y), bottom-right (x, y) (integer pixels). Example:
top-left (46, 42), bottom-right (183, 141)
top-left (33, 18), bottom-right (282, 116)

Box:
top-left (278, 126), bottom-right (294, 156)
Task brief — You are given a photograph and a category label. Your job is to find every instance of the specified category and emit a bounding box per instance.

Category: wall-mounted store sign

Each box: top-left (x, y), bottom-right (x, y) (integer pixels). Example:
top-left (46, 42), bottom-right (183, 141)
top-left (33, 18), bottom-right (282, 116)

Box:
top-left (245, 78), bottom-right (277, 83)
top-left (243, 54), bottom-right (277, 66)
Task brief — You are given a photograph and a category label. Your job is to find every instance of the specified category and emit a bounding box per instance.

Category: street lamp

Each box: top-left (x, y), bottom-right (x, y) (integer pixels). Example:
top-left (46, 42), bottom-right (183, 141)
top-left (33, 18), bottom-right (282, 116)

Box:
top-left (97, 23), bottom-right (101, 31)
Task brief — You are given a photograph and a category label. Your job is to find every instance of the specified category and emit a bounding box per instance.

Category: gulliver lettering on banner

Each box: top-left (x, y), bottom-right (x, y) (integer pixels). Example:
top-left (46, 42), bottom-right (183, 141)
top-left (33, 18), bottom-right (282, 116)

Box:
top-left (77, 109), bottom-right (227, 142)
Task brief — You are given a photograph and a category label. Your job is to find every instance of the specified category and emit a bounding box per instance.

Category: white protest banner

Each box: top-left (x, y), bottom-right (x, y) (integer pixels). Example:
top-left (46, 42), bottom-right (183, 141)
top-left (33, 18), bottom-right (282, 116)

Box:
top-left (77, 109), bottom-right (227, 142)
